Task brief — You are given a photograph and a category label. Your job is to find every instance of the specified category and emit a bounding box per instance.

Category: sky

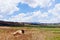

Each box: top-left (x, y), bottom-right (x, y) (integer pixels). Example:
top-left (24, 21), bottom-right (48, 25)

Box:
top-left (0, 0), bottom-right (60, 23)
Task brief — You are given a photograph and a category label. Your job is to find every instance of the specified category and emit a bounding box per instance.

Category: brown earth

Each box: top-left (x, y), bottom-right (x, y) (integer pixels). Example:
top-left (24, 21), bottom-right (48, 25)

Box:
top-left (0, 26), bottom-right (53, 40)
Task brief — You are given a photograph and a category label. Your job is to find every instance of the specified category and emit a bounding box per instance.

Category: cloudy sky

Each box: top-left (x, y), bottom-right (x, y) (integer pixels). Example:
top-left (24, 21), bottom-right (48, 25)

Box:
top-left (0, 0), bottom-right (60, 23)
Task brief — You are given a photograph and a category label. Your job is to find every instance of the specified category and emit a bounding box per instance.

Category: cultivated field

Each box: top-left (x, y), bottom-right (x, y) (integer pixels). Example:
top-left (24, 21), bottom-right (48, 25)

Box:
top-left (0, 26), bottom-right (60, 40)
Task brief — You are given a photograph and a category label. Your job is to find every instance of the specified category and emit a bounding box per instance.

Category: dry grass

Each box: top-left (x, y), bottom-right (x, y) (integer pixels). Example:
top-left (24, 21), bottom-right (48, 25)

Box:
top-left (0, 26), bottom-right (60, 40)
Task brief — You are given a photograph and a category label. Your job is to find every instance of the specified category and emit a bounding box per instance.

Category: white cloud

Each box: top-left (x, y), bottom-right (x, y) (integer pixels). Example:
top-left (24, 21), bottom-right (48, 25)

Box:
top-left (45, 3), bottom-right (60, 23)
top-left (0, 0), bottom-right (20, 15)
top-left (0, 15), bottom-right (3, 18)
top-left (38, 4), bottom-right (60, 23)
top-left (8, 11), bottom-right (48, 22)
top-left (0, 0), bottom-right (54, 16)
top-left (0, 0), bottom-right (60, 23)
top-left (20, 0), bottom-right (55, 8)
top-left (39, 18), bottom-right (59, 23)
top-left (48, 3), bottom-right (60, 19)
top-left (9, 3), bottom-right (60, 23)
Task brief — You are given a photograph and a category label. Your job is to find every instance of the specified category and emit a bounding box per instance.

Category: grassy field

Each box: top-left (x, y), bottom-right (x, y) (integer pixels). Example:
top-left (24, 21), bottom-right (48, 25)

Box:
top-left (0, 26), bottom-right (60, 40)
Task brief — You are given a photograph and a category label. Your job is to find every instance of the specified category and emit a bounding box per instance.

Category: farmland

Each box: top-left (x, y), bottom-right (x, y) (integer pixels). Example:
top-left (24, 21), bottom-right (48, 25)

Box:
top-left (0, 26), bottom-right (60, 40)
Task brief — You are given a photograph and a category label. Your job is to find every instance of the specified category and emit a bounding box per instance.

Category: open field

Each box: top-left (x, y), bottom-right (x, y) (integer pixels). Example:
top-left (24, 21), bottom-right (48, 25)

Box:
top-left (0, 26), bottom-right (60, 40)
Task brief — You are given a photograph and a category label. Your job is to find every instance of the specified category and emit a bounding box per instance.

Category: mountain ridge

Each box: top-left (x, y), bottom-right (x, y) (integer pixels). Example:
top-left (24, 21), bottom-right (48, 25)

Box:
top-left (0, 20), bottom-right (60, 26)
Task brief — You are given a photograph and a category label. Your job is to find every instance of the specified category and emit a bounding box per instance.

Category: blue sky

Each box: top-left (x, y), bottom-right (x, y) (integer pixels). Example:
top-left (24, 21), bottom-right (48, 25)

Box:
top-left (0, 0), bottom-right (60, 23)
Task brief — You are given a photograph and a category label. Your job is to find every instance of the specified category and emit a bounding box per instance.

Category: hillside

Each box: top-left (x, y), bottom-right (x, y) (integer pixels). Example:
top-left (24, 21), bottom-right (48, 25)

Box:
top-left (0, 21), bottom-right (24, 26)
top-left (0, 20), bottom-right (60, 27)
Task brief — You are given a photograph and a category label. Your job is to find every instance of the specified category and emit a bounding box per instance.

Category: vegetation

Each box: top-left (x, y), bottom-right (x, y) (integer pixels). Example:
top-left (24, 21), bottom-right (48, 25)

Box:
top-left (0, 27), bottom-right (60, 40)
top-left (0, 20), bottom-right (60, 28)
top-left (0, 21), bottom-right (60, 40)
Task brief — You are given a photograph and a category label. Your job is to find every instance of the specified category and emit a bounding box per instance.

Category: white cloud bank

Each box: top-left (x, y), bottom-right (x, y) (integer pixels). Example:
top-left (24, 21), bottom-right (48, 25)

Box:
top-left (0, 0), bottom-right (21, 20)
top-left (20, 0), bottom-right (55, 8)
top-left (0, 0), bottom-right (60, 23)
top-left (8, 3), bottom-right (60, 23)
top-left (0, 0), bottom-right (54, 16)
top-left (0, 0), bottom-right (20, 16)
top-left (47, 3), bottom-right (60, 23)
top-left (8, 11), bottom-right (48, 22)
top-left (0, 0), bottom-right (55, 16)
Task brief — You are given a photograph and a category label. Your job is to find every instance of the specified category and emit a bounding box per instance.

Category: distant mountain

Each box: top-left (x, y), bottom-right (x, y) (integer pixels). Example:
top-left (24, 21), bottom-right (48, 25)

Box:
top-left (0, 21), bottom-right (24, 26)
top-left (0, 20), bottom-right (60, 26)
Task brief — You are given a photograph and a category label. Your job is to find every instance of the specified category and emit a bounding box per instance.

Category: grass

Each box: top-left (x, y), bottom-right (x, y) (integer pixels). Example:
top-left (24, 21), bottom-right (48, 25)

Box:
top-left (39, 28), bottom-right (60, 31)
top-left (41, 28), bottom-right (60, 40)
top-left (0, 26), bottom-right (60, 40)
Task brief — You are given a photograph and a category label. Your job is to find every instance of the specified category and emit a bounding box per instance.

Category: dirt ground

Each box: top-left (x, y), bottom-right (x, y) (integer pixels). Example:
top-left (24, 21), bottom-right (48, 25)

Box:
top-left (0, 26), bottom-right (54, 40)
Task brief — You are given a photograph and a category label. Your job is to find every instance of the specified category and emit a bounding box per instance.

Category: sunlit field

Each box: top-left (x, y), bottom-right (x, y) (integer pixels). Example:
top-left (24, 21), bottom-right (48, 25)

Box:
top-left (0, 26), bottom-right (60, 40)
